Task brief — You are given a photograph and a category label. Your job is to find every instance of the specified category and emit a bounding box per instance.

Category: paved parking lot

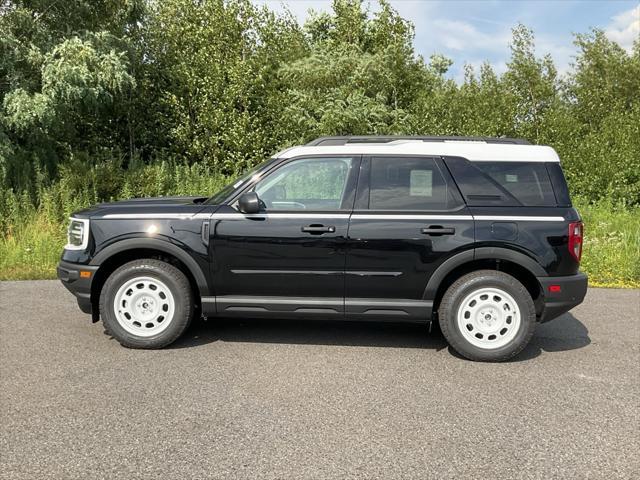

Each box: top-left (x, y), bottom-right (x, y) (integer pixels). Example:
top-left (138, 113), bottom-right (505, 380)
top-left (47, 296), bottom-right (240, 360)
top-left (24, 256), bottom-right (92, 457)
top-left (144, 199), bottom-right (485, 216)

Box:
top-left (1, 281), bottom-right (639, 479)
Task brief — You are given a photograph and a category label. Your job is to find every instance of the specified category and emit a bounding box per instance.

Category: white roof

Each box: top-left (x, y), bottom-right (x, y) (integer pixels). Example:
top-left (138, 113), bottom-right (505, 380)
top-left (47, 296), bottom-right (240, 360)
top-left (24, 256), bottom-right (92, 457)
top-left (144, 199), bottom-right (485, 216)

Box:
top-left (277, 140), bottom-right (560, 162)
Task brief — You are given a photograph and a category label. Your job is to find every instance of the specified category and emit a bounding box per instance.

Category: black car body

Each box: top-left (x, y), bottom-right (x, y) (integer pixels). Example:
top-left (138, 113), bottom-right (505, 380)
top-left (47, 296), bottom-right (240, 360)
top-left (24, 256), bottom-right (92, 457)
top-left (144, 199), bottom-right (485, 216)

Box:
top-left (58, 136), bottom-right (588, 361)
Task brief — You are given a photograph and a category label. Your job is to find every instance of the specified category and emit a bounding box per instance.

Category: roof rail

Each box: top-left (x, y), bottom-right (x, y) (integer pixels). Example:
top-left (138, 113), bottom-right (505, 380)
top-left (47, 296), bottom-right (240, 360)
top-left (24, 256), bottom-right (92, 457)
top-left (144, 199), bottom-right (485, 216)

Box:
top-left (306, 135), bottom-right (531, 146)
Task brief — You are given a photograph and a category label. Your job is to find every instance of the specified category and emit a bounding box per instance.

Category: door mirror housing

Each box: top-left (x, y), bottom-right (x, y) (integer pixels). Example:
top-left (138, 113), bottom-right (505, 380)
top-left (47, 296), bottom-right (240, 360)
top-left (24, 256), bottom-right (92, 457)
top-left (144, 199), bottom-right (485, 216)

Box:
top-left (238, 192), bottom-right (261, 214)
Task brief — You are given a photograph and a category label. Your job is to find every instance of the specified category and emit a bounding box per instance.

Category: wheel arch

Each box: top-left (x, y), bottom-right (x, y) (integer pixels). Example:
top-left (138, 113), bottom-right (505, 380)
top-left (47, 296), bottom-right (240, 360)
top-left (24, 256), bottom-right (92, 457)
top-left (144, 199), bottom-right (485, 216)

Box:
top-left (89, 239), bottom-right (209, 311)
top-left (424, 248), bottom-right (545, 317)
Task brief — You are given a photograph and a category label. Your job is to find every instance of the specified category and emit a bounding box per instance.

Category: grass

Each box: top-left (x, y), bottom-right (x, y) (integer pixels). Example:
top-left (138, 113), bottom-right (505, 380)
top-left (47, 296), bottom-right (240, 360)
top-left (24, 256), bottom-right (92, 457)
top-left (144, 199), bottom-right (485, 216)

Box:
top-left (1, 199), bottom-right (638, 287)
top-left (575, 199), bottom-right (640, 288)
top-left (0, 214), bottom-right (65, 280)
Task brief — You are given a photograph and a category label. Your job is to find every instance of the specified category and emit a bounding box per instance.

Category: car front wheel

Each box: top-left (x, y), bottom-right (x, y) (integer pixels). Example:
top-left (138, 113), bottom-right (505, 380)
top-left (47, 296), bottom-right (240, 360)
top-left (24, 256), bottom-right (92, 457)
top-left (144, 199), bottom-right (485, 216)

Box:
top-left (438, 270), bottom-right (536, 362)
top-left (99, 259), bottom-right (194, 349)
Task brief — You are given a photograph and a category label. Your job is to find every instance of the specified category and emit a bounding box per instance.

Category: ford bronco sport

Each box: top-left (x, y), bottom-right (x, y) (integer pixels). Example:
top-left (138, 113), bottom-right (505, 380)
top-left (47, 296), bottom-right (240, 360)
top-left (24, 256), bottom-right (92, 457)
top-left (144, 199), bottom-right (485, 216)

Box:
top-left (58, 136), bottom-right (588, 361)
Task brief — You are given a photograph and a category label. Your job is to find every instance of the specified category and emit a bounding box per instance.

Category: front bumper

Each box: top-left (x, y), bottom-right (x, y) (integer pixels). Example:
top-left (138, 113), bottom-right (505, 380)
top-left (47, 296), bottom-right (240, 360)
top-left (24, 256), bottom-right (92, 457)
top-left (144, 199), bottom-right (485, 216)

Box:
top-left (537, 272), bottom-right (588, 323)
top-left (57, 260), bottom-right (100, 314)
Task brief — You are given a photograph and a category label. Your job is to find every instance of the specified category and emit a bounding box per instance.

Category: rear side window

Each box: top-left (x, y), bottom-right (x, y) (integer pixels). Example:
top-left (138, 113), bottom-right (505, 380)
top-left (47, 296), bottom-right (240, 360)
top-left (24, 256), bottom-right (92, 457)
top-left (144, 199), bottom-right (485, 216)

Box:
top-left (369, 156), bottom-right (462, 210)
top-left (445, 157), bottom-right (556, 207)
top-left (475, 162), bottom-right (556, 206)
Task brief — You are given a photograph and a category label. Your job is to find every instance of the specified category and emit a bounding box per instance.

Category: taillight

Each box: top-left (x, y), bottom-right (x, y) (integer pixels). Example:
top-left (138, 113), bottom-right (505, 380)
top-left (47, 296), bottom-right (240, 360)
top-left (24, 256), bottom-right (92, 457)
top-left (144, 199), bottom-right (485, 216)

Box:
top-left (568, 221), bottom-right (583, 262)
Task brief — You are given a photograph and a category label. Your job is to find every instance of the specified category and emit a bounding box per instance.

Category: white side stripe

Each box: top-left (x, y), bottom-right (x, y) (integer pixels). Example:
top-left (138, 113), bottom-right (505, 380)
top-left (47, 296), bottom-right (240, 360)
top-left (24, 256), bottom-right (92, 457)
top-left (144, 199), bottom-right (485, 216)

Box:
top-left (352, 214), bottom-right (473, 221)
top-left (99, 212), bottom-right (565, 222)
top-left (212, 213), bottom-right (350, 220)
top-left (352, 214), bottom-right (563, 221)
top-left (473, 215), bottom-right (565, 222)
top-left (101, 213), bottom-right (212, 220)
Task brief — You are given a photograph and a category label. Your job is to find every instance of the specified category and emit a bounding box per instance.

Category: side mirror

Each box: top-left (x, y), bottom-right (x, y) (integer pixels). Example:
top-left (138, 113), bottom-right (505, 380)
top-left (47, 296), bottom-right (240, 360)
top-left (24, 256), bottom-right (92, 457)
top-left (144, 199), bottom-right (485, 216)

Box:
top-left (238, 192), bottom-right (261, 214)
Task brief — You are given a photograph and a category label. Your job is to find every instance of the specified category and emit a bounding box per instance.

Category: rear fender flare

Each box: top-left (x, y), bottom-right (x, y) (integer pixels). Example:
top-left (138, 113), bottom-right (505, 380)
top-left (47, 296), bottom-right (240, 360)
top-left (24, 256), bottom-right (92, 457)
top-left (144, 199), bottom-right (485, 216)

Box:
top-left (423, 247), bottom-right (545, 301)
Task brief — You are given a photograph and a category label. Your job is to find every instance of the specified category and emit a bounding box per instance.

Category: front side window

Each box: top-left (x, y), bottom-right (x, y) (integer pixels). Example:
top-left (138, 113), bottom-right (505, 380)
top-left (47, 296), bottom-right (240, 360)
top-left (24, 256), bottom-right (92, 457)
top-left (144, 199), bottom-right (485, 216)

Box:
top-left (255, 157), bottom-right (354, 210)
top-left (369, 156), bottom-right (461, 210)
top-left (206, 158), bottom-right (275, 205)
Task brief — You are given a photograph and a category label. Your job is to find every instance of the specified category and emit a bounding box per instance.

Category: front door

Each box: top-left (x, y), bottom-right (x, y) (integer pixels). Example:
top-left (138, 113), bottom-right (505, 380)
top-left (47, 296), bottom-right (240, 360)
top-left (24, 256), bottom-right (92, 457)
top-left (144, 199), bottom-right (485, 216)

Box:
top-left (345, 155), bottom-right (474, 320)
top-left (210, 155), bottom-right (360, 317)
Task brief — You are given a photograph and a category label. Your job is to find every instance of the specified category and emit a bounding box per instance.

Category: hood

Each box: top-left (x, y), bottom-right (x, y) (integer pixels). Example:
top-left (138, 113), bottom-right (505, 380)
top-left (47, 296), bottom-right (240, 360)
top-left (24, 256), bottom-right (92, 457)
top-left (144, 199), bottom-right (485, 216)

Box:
top-left (97, 196), bottom-right (208, 207)
top-left (72, 196), bottom-right (211, 219)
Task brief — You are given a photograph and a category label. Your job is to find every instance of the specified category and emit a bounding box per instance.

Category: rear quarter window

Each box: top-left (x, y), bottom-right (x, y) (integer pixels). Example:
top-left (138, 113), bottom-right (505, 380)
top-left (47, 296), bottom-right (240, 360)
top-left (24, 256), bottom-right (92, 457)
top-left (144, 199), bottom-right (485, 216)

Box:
top-left (444, 157), bottom-right (557, 207)
top-left (474, 162), bottom-right (556, 206)
top-left (546, 163), bottom-right (572, 206)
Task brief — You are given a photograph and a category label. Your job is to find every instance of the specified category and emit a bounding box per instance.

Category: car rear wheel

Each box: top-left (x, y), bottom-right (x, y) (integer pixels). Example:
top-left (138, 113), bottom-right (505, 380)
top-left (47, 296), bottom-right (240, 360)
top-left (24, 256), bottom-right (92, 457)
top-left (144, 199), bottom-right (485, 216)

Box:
top-left (100, 259), bottom-right (194, 349)
top-left (438, 270), bottom-right (536, 362)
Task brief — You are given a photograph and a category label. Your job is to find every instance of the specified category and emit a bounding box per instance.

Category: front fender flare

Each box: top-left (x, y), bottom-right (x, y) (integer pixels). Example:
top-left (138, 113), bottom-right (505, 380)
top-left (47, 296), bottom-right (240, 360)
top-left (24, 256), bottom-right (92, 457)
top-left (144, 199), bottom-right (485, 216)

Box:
top-left (90, 238), bottom-right (209, 297)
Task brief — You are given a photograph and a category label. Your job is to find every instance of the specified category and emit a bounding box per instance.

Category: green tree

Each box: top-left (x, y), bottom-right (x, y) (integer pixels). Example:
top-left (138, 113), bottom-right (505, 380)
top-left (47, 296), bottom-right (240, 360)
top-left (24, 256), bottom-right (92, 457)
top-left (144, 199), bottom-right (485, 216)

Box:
top-left (0, 0), bottom-right (638, 206)
top-left (559, 30), bottom-right (640, 204)
top-left (142, 0), bottom-right (304, 173)
top-left (503, 24), bottom-right (560, 142)
top-left (278, 0), bottom-right (432, 140)
top-left (0, 0), bottom-right (144, 190)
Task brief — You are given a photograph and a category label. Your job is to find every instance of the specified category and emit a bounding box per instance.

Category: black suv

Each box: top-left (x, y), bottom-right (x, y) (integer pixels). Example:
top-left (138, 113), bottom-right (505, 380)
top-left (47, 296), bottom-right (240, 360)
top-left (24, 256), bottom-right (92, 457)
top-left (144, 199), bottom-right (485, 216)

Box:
top-left (58, 136), bottom-right (588, 361)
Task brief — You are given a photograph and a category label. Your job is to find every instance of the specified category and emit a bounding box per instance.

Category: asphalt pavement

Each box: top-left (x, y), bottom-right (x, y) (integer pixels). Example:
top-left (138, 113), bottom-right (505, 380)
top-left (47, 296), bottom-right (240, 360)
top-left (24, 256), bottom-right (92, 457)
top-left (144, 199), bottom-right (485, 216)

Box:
top-left (1, 281), bottom-right (639, 479)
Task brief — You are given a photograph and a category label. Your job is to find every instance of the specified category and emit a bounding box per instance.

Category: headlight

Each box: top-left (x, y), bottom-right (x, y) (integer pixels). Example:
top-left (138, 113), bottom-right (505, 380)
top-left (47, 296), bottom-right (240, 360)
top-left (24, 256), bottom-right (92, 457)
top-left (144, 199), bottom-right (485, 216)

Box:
top-left (65, 218), bottom-right (90, 250)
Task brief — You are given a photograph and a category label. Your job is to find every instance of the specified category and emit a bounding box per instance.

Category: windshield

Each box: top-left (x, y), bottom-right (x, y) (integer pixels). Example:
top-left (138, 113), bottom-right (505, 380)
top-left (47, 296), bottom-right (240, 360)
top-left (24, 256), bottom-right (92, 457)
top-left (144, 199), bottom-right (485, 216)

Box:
top-left (205, 159), bottom-right (275, 205)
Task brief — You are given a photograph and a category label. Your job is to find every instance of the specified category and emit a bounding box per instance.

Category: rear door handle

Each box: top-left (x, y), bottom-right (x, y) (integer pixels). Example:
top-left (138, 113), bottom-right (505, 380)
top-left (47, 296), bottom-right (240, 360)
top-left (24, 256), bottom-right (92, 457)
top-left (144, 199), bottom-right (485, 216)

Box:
top-left (421, 226), bottom-right (455, 236)
top-left (301, 225), bottom-right (335, 234)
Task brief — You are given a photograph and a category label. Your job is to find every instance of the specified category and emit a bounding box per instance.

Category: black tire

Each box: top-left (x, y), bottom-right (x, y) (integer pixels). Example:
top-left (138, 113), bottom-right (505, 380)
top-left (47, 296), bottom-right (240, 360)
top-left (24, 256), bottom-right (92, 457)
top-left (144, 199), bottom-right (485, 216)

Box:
top-left (438, 270), bottom-right (536, 362)
top-left (99, 259), bottom-right (194, 349)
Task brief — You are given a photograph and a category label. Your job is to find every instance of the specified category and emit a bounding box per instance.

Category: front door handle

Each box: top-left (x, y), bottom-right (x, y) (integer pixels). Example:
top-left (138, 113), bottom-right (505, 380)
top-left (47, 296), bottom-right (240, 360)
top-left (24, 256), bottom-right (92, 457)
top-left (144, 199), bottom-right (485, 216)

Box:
top-left (301, 224), bottom-right (335, 234)
top-left (421, 225), bottom-right (455, 236)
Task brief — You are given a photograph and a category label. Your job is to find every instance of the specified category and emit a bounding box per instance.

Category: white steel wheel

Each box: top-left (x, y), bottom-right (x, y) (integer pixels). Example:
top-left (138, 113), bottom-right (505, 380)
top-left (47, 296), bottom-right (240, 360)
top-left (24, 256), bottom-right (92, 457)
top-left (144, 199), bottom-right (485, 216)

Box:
top-left (456, 287), bottom-right (521, 349)
top-left (113, 276), bottom-right (175, 337)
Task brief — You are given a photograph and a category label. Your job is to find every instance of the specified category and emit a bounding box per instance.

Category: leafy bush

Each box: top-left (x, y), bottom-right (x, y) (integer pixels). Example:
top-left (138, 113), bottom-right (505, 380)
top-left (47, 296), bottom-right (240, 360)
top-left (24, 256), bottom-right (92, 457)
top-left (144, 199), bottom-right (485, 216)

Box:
top-left (1, 1), bottom-right (639, 284)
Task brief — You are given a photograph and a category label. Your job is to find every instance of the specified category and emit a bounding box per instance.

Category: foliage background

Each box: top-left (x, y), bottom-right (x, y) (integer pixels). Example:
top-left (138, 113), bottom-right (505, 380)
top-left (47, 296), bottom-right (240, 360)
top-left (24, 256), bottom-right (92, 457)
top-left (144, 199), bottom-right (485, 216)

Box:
top-left (0, 0), bottom-right (639, 286)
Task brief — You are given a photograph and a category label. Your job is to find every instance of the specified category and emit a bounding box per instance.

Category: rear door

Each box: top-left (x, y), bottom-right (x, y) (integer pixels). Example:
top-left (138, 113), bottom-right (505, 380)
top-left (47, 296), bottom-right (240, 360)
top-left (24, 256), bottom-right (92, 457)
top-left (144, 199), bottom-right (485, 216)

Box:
top-left (345, 155), bottom-right (474, 319)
